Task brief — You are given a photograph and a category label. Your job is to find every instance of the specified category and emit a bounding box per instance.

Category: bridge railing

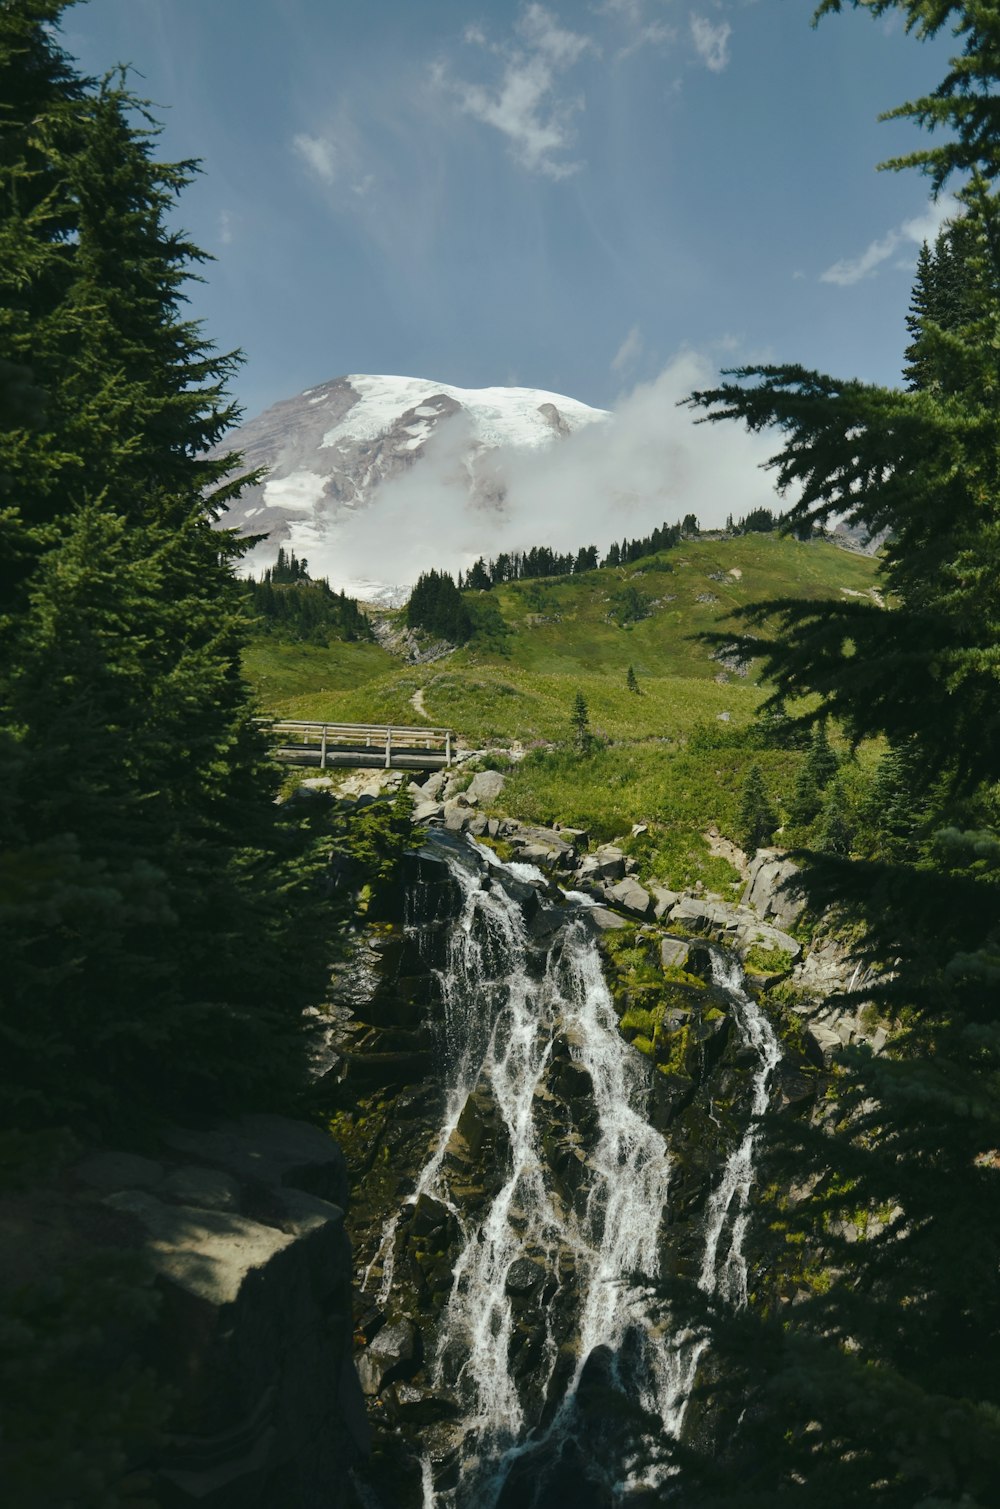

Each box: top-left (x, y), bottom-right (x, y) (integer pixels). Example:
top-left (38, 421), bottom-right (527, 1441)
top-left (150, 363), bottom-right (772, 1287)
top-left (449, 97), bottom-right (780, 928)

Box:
top-left (260, 719), bottom-right (454, 770)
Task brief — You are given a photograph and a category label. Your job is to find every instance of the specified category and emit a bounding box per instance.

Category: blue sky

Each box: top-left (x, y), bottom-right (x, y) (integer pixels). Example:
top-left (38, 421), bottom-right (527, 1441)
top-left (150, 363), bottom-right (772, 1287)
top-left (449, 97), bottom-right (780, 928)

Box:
top-left (65, 0), bottom-right (957, 424)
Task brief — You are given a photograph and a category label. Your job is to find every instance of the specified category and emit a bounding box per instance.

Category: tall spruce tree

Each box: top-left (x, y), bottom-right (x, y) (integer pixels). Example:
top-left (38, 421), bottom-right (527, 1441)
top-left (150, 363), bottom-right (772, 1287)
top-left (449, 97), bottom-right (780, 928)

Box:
top-left (676, 3), bottom-right (1000, 1504)
top-left (0, 3), bottom-right (333, 1128)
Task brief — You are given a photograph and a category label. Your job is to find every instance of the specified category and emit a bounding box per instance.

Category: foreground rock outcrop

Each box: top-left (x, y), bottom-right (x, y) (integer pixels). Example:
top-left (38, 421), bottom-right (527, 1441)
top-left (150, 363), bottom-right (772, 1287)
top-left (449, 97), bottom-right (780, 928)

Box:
top-left (69, 1117), bottom-right (369, 1507)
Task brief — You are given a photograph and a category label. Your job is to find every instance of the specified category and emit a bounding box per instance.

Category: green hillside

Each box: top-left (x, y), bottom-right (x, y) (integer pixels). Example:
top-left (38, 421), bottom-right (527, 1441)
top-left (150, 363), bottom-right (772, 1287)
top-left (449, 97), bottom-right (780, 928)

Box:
top-left (243, 534), bottom-right (881, 892)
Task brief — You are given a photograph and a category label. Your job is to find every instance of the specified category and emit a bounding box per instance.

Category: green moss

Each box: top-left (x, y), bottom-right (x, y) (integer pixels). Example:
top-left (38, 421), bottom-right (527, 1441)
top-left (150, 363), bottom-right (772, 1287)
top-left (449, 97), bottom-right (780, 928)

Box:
top-left (477, 835), bottom-right (516, 863)
top-left (632, 1035), bottom-right (654, 1057)
top-left (744, 942), bottom-right (794, 975)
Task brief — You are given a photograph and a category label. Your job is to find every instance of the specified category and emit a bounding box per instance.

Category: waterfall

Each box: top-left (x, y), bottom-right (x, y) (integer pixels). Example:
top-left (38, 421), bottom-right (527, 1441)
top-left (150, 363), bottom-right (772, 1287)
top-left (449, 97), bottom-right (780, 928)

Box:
top-left (363, 835), bottom-right (781, 1506)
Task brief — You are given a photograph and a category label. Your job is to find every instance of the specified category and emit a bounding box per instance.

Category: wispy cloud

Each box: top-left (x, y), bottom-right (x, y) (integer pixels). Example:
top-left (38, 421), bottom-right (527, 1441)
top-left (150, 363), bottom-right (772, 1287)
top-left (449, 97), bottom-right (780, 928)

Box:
top-left (435, 4), bottom-right (597, 179)
top-left (689, 14), bottom-right (732, 73)
top-left (292, 131), bottom-right (338, 184)
top-left (599, 0), bottom-right (674, 59)
top-left (218, 209), bottom-right (234, 245)
top-left (611, 324), bottom-right (643, 373)
top-left (820, 196), bottom-right (959, 286)
top-left (291, 119), bottom-right (378, 201)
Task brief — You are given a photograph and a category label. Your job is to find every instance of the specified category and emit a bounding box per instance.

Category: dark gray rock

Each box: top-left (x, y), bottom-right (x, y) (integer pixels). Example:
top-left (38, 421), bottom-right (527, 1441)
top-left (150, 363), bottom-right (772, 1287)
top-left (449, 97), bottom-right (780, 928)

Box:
top-left (161, 1114), bottom-right (349, 1210)
top-left (75, 1150), bottom-right (165, 1191)
top-left (160, 1165), bottom-right (241, 1212)
top-left (604, 877), bottom-right (653, 918)
top-left (357, 1319), bottom-right (420, 1396)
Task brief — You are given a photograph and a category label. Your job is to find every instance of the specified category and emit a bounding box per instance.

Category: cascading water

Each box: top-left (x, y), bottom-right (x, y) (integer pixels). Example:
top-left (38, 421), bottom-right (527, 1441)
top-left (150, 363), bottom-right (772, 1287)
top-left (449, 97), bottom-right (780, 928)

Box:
top-left (362, 835), bottom-right (781, 1506)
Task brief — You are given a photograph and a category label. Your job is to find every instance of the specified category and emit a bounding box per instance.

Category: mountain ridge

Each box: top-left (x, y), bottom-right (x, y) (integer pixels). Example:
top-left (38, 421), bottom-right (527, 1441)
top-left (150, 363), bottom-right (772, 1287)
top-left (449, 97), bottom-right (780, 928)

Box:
top-left (220, 373), bottom-right (608, 598)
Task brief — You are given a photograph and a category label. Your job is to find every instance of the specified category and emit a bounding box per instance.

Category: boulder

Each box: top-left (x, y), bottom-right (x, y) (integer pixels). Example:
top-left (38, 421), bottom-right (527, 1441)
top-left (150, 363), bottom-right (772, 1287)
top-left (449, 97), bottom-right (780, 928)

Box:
top-left (651, 887), bottom-right (680, 920)
top-left (465, 770), bottom-right (506, 805)
top-left (160, 1165), bottom-right (241, 1212)
top-left (102, 1174), bottom-right (370, 1503)
top-left (591, 846), bottom-right (626, 881)
top-left (604, 877), bottom-right (653, 919)
top-left (585, 907), bottom-right (631, 932)
top-left (162, 1114), bottom-right (349, 1210)
top-left (743, 849), bottom-right (806, 932)
top-left (442, 799), bottom-right (471, 832)
top-left (356, 1318), bottom-right (420, 1397)
top-left (76, 1149), bottom-right (165, 1191)
top-left (412, 800), bottom-right (444, 824)
top-left (660, 938), bottom-right (690, 972)
top-left (509, 824), bottom-right (574, 860)
top-left (420, 771), bottom-right (447, 801)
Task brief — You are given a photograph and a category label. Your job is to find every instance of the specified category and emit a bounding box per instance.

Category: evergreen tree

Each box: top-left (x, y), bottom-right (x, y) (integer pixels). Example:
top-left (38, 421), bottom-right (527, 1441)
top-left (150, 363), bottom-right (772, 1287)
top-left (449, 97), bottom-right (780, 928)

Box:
top-left (787, 760), bottom-right (822, 825)
top-left (571, 690), bottom-right (591, 751)
top-left (735, 763), bottom-right (777, 853)
top-left (626, 664), bottom-right (641, 694)
top-left (817, 775), bottom-right (853, 854)
top-left (804, 721), bottom-right (839, 790)
top-left (0, 4), bottom-right (334, 1128)
top-left (681, 4), bottom-right (1000, 1501)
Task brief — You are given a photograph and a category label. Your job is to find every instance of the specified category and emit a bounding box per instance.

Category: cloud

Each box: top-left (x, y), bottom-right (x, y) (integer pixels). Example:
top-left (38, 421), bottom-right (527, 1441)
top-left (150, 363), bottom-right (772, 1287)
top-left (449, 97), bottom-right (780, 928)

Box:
top-left (820, 195), bottom-right (959, 286)
top-left (291, 117), bottom-right (379, 203)
top-left (292, 131), bottom-right (338, 184)
top-left (611, 324), bottom-right (644, 373)
top-left (305, 351), bottom-right (781, 593)
top-left (690, 14), bottom-right (732, 72)
top-left (437, 5), bottom-right (597, 179)
top-left (599, 0), bottom-right (674, 59)
top-left (218, 209), bottom-right (234, 245)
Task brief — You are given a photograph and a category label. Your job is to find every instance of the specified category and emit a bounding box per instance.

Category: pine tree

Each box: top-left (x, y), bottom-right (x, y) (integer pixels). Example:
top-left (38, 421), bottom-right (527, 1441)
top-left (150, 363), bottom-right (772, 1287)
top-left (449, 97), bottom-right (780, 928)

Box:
top-left (681, 4), bottom-right (1000, 1501)
top-left (0, 4), bottom-right (334, 1128)
top-left (817, 775), bottom-right (852, 854)
top-left (626, 664), bottom-right (641, 695)
top-left (571, 690), bottom-right (591, 751)
top-left (787, 760), bottom-right (822, 825)
top-left (735, 763), bottom-right (777, 854)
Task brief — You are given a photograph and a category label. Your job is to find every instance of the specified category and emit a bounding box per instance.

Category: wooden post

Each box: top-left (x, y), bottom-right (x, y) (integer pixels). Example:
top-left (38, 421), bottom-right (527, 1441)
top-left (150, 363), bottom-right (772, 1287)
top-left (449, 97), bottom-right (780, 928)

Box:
top-left (385, 727), bottom-right (392, 769)
top-left (320, 725), bottom-right (328, 769)
top-left (446, 731), bottom-right (452, 767)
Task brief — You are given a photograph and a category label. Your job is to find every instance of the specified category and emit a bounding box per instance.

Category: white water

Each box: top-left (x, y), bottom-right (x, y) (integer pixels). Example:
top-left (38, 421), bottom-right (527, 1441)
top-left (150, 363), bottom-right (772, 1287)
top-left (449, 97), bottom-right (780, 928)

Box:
top-left (367, 838), bottom-right (780, 1505)
top-left (657, 948), bottom-right (783, 1454)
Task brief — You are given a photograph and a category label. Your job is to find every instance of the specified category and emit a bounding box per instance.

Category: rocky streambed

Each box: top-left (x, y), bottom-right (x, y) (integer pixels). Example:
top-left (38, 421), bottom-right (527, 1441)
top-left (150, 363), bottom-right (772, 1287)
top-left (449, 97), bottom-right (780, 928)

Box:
top-left (323, 822), bottom-right (833, 1507)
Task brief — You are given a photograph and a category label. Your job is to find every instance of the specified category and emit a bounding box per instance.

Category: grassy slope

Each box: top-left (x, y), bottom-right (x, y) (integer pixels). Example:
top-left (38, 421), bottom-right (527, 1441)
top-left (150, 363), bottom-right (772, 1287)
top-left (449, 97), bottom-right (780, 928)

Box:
top-left (243, 535), bottom-right (880, 891)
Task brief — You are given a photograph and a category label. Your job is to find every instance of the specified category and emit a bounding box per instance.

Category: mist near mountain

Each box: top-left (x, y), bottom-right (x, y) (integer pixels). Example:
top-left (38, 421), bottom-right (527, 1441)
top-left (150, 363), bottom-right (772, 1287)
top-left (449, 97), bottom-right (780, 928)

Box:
top-left (224, 353), bottom-right (780, 599)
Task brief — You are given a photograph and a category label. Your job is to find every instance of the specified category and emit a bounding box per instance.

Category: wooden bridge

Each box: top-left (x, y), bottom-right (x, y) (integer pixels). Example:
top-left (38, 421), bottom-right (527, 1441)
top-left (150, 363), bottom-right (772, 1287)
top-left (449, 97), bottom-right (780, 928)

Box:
top-left (264, 719), bottom-right (454, 771)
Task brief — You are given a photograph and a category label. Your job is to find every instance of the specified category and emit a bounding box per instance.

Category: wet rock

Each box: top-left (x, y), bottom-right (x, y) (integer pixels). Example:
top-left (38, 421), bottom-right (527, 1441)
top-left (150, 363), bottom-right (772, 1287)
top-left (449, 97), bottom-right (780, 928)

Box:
top-left (356, 1318), bottom-right (420, 1396)
top-left (505, 1256), bottom-right (545, 1296)
top-left (344, 1050), bottom-right (434, 1090)
top-left (383, 1382), bottom-right (461, 1426)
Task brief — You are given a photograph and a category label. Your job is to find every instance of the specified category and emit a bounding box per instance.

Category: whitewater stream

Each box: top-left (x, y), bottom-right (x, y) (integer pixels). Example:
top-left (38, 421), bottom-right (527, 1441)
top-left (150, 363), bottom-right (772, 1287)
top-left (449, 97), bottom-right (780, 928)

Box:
top-left (363, 836), bottom-right (780, 1506)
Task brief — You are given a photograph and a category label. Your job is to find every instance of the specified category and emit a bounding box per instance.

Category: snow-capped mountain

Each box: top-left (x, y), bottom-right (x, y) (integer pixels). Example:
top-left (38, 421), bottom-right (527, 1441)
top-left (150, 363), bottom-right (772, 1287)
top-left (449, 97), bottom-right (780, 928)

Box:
top-left (221, 373), bottom-right (609, 600)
